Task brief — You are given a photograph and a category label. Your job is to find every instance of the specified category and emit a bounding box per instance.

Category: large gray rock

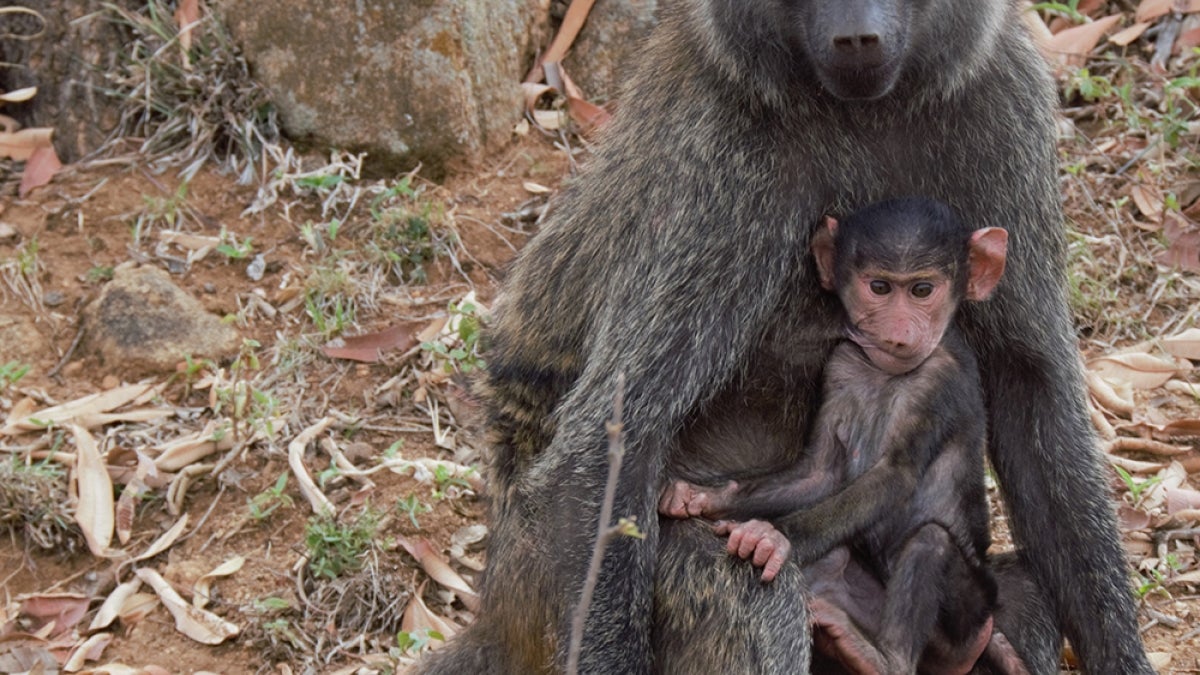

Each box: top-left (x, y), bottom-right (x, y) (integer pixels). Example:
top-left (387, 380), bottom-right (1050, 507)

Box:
top-left (563, 0), bottom-right (658, 103)
top-left (82, 264), bottom-right (240, 374)
top-left (218, 0), bottom-right (549, 179)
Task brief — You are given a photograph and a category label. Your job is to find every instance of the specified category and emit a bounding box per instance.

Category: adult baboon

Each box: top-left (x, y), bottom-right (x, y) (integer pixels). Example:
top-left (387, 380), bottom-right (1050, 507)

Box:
top-left (418, 0), bottom-right (1151, 673)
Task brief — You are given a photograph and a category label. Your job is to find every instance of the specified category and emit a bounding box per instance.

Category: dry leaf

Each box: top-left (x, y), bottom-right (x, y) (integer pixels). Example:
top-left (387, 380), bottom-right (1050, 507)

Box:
top-left (321, 320), bottom-right (422, 363)
top-left (3, 382), bottom-right (164, 435)
top-left (117, 592), bottom-right (160, 625)
top-left (1109, 21), bottom-right (1151, 45)
top-left (0, 126), bottom-right (53, 161)
top-left (135, 568), bottom-right (239, 645)
top-left (154, 420), bottom-right (235, 471)
top-left (1043, 14), bottom-right (1123, 63)
top-left (1163, 327), bottom-right (1200, 360)
top-left (399, 536), bottom-right (480, 611)
top-left (1136, 0), bottom-right (1200, 22)
top-left (401, 586), bottom-right (459, 644)
top-left (0, 86), bottom-right (37, 103)
top-left (134, 513), bottom-right (189, 562)
top-left (1118, 504), bottom-right (1152, 530)
top-left (89, 579), bottom-right (143, 631)
top-left (526, 0), bottom-right (597, 83)
top-left (523, 181), bottom-right (552, 194)
top-left (71, 425), bottom-right (114, 557)
top-left (289, 417), bottom-right (335, 516)
top-left (19, 144), bottom-right (63, 197)
top-left (64, 632), bottom-right (112, 672)
top-left (1158, 212), bottom-right (1200, 272)
top-left (19, 593), bottom-right (90, 637)
top-left (1148, 652), bottom-right (1172, 669)
top-left (1131, 184), bottom-right (1164, 221)
top-left (1166, 487), bottom-right (1200, 515)
top-left (174, 0), bottom-right (200, 51)
top-left (193, 556), bottom-right (244, 609)
top-left (1159, 418), bottom-right (1200, 436)
top-left (1088, 352), bottom-right (1183, 389)
top-left (115, 487), bottom-right (135, 545)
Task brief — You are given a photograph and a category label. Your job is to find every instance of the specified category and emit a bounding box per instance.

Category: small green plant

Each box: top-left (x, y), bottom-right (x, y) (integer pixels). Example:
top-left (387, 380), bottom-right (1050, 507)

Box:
top-left (1133, 568), bottom-right (1170, 600)
top-left (1114, 465), bottom-right (1162, 504)
top-left (1029, 0), bottom-right (1084, 22)
top-left (216, 228), bottom-right (255, 259)
top-left (248, 474), bottom-right (293, 521)
top-left (431, 464), bottom-right (474, 500)
top-left (304, 510), bottom-right (379, 580)
top-left (396, 494), bottom-right (431, 527)
top-left (0, 361), bottom-right (30, 390)
top-left (85, 265), bottom-right (115, 284)
top-left (396, 628), bottom-right (445, 655)
top-left (134, 183), bottom-right (191, 243)
top-left (1064, 68), bottom-right (1113, 103)
top-left (366, 176), bottom-right (455, 284)
top-left (422, 299), bottom-right (487, 374)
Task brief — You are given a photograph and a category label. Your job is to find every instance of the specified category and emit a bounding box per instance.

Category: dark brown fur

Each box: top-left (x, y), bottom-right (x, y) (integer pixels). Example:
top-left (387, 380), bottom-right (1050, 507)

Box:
top-left (418, 0), bottom-right (1151, 672)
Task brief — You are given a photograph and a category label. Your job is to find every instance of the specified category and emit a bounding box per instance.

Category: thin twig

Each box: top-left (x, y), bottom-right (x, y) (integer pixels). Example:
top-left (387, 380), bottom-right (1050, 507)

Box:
top-left (566, 374), bottom-right (626, 675)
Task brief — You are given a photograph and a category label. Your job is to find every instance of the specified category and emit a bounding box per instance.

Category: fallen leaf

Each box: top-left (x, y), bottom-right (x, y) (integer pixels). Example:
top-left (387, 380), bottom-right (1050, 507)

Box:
top-left (64, 632), bottom-right (112, 672)
top-left (117, 592), bottom-right (160, 626)
top-left (154, 420), bottom-right (236, 471)
top-left (174, 0), bottom-right (200, 51)
top-left (135, 568), bottom-right (239, 645)
top-left (1086, 370), bottom-right (1135, 415)
top-left (116, 487), bottom-right (135, 545)
top-left (134, 513), bottom-right (189, 561)
top-left (18, 144), bottom-right (63, 197)
top-left (193, 556), bottom-right (244, 609)
top-left (1159, 418), bottom-right (1200, 436)
top-left (1110, 21), bottom-right (1151, 45)
top-left (1088, 352), bottom-right (1184, 389)
top-left (526, 0), bottom-right (597, 83)
top-left (1131, 184), bottom-right (1164, 221)
top-left (0, 126), bottom-right (53, 161)
top-left (401, 585), bottom-right (459, 643)
top-left (1136, 0), bottom-right (1200, 23)
top-left (90, 579), bottom-right (143, 631)
top-left (2, 382), bottom-right (165, 435)
top-left (1166, 487), bottom-right (1200, 514)
top-left (1159, 217), bottom-right (1200, 271)
top-left (321, 320), bottom-right (423, 363)
top-left (19, 593), bottom-right (90, 637)
top-left (289, 417), bottom-right (335, 516)
top-left (523, 181), bottom-right (552, 194)
top-left (1043, 14), bottom-right (1123, 64)
top-left (1163, 327), bottom-right (1200, 360)
top-left (1118, 504), bottom-right (1152, 530)
top-left (0, 86), bottom-right (36, 103)
top-left (1148, 652), bottom-right (1172, 669)
top-left (71, 425), bottom-right (114, 557)
top-left (398, 536), bottom-right (479, 611)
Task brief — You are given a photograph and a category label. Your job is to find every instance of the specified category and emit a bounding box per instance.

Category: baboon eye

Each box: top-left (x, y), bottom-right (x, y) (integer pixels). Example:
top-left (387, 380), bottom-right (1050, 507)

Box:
top-left (911, 282), bottom-right (934, 298)
top-left (869, 280), bottom-right (891, 295)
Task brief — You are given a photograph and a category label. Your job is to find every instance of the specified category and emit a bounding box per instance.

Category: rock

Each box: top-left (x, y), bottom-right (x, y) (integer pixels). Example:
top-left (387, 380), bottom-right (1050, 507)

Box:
top-left (563, 0), bottom-right (658, 103)
top-left (82, 263), bottom-right (240, 374)
top-left (217, 0), bottom-right (550, 179)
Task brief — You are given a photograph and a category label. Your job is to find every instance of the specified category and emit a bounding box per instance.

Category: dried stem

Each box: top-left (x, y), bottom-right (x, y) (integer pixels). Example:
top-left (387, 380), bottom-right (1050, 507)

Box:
top-left (566, 374), bottom-right (626, 675)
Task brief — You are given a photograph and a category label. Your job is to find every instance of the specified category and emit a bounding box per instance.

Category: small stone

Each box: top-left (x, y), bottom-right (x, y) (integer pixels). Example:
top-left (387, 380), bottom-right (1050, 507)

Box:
top-left (101, 374), bottom-right (121, 389)
top-left (42, 290), bottom-right (65, 307)
top-left (81, 263), bottom-right (241, 375)
top-left (0, 223), bottom-right (17, 242)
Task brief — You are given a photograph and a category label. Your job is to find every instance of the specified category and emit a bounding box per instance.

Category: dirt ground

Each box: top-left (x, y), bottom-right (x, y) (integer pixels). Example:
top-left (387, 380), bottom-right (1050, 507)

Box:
top-left (3, 42), bottom-right (1200, 675)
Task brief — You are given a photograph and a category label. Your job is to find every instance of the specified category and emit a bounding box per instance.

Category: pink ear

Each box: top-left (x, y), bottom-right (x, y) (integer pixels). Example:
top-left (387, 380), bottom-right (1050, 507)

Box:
top-left (966, 227), bottom-right (1008, 301)
top-left (812, 217), bottom-right (838, 290)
